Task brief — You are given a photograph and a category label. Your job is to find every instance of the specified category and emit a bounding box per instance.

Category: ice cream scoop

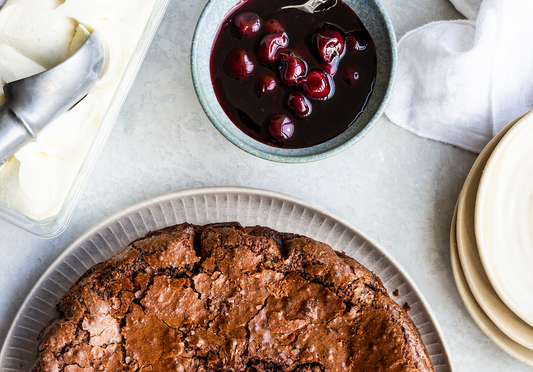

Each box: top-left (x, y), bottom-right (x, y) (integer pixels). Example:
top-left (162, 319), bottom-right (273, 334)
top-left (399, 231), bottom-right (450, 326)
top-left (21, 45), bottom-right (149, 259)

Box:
top-left (0, 30), bottom-right (105, 166)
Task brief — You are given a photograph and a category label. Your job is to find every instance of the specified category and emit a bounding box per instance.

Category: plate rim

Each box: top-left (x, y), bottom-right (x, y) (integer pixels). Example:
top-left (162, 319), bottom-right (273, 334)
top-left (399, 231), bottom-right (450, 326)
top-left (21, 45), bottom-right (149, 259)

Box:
top-left (1, 186), bottom-right (452, 371)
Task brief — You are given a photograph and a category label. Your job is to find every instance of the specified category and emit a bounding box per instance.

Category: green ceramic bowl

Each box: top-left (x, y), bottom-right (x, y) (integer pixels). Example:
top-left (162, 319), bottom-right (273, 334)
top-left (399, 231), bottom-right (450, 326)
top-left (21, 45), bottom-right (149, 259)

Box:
top-left (191, 0), bottom-right (396, 163)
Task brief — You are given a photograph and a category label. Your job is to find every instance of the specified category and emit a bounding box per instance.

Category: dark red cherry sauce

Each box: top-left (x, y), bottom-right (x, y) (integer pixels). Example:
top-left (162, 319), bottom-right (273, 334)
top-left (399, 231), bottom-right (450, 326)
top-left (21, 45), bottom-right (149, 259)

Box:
top-left (210, 0), bottom-right (377, 148)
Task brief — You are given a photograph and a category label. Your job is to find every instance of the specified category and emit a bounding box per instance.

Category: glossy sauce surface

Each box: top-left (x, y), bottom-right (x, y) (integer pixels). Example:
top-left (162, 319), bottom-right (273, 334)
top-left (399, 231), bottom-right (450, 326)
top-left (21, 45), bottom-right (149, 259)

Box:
top-left (210, 0), bottom-right (377, 148)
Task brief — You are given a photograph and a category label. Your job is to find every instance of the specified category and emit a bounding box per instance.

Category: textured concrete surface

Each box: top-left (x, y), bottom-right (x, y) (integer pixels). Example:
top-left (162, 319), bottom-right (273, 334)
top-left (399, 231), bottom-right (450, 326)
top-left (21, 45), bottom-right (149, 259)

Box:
top-left (0, 0), bottom-right (531, 370)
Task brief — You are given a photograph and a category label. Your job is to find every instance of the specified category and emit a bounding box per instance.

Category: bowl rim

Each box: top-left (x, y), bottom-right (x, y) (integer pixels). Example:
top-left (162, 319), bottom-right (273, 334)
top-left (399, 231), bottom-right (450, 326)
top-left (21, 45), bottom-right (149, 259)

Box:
top-left (191, 0), bottom-right (397, 163)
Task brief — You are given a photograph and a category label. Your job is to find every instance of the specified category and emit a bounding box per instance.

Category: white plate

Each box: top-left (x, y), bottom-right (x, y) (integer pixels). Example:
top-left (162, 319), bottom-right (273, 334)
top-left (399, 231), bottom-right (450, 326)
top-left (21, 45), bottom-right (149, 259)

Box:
top-left (476, 111), bottom-right (533, 327)
top-left (451, 203), bottom-right (533, 366)
top-left (0, 187), bottom-right (453, 372)
top-left (456, 112), bottom-right (533, 348)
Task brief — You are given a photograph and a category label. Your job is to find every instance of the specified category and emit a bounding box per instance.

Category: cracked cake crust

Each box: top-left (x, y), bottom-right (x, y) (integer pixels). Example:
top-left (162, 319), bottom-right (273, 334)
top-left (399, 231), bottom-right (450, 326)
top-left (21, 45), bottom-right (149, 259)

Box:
top-left (31, 222), bottom-right (435, 372)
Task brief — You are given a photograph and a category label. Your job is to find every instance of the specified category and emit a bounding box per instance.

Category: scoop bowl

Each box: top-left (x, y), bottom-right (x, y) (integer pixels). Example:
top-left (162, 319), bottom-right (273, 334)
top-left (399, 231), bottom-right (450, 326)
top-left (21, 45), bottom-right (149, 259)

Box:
top-left (0, 31), bottom-right (105, 165)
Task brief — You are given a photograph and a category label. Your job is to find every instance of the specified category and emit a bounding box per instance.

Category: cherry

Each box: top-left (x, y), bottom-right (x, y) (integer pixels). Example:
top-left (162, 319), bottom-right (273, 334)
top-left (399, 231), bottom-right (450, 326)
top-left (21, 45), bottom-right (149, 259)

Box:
top-left (341, 67), bottom-right (360, 85)
top-left (257, 31), bottom-right (289, 65)
top-left (313, 23), bottom-right (345, 63)
top-left (233, 12), bottom-right (261, 36)
top-left (255, 74), bottom-right (277, 95)
top-left (263, 19), bottom-right (285, 34)
top-left (346, 34), bottom-right (368, 52)
top-left (234, 12), bottom-right (262, 37)
top-left (227, 49), bottom-right (255, 78)
top-left (321, 60), bottom-right (339, 76)
top-left (279, 52), bottom-right (307, 86)
top-left (268, 114), bottom-right (295, 140)
top-left (302, 69), bottom-right (334, 100)
top-left (287, 92), bottom-right (312, 118)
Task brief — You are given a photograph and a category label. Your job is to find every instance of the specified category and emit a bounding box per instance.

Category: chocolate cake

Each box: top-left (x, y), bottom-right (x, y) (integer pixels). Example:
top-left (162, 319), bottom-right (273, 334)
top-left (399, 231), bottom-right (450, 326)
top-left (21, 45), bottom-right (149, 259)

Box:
top-left (32, 222), bottom-right (434, 372)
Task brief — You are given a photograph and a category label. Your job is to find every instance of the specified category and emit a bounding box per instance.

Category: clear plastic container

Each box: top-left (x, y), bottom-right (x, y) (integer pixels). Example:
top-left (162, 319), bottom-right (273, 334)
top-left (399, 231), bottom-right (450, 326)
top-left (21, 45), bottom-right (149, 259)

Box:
top-left (0, 0), bottom-right (171, 238)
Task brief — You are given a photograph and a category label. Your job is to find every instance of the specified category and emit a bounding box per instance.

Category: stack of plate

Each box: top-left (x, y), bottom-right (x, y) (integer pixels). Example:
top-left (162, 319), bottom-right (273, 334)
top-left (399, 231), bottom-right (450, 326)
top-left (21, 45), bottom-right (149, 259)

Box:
top-left (450, 110), bottom-right (533, 365)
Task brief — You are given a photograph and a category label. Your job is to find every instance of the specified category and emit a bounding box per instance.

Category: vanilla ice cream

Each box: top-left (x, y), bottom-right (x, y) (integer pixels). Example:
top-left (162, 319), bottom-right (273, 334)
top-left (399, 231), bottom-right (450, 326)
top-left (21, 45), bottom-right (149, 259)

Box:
top-left (0, 0), bottom-right (157, 220)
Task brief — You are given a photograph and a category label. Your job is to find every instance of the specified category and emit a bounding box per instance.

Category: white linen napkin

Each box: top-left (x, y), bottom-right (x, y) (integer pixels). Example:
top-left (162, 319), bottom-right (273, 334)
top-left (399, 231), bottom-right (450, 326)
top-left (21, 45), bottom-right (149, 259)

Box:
top-left (384, 0), bottom-right (533, 153)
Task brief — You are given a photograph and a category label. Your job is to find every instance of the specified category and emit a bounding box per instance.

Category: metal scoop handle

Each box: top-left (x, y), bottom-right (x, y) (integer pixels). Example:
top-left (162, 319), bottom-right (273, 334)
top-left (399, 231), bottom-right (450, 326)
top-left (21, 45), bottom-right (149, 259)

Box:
top-left (0, 31), bottom-right (105, 165)
top-left (0, 106), bottom-right (28, 163)
top-left (281, 0), bottom-right (337, 13)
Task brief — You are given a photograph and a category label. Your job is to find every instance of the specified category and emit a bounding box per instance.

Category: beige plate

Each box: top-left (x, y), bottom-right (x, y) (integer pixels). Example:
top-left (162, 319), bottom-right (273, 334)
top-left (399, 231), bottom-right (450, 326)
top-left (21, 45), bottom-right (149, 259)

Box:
top-left (451, 203), bottom-right (533, 366)
top-left (0, 187), bottom-right (453, 372)
top-left (475, 110), bottom-right (533, 326)
top-left (456, 112), bottom-right (533, 348)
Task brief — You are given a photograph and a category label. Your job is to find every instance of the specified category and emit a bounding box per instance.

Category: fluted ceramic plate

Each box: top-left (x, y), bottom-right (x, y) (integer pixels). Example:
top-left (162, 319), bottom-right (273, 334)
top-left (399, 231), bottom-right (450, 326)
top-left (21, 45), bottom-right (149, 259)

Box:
top-left (451, 202), bottom-right (533, 366)
top-left (456, 112), bottom-right (533, 349)
top-left (0, 187), bottom-right (451, 371)
top-left (475, 110), bottom-right (533, 327)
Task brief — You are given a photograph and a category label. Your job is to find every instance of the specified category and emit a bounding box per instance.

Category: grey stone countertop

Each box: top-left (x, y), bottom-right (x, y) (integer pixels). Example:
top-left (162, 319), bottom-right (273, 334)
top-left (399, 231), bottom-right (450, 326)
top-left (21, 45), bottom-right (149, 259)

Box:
top-left (0, 0), bottom-right (531, 371)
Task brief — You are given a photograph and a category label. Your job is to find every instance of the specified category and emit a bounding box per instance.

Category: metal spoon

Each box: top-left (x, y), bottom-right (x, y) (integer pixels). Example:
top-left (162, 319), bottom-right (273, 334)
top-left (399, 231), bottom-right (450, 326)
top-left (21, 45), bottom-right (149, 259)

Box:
top-left (281, 0), bottom-right (337, 13)
top-left (0, 31), bottom-right (105, 165)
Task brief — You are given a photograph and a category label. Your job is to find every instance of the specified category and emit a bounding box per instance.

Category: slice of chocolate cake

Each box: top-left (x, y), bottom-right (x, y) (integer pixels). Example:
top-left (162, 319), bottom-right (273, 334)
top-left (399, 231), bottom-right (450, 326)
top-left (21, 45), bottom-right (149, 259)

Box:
top-left (31, 222), bottom-right (434, 372)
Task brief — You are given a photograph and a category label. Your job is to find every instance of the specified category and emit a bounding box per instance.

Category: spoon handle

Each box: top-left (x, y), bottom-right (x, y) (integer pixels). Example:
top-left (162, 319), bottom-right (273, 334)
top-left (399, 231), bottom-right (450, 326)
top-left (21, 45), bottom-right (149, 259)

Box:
top-left (281, 0), bottom-right (328, 13)
top-left (0, 103), bottom-right (32, 166)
